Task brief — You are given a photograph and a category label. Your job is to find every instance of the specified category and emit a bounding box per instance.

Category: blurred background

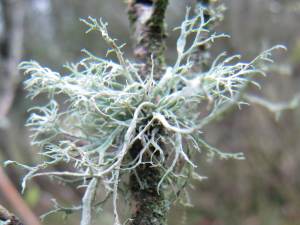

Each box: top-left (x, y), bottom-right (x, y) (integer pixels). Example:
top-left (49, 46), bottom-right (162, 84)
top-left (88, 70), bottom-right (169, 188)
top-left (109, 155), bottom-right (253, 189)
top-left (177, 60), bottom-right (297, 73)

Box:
top-left (0, 0), bottom-right (300, 225)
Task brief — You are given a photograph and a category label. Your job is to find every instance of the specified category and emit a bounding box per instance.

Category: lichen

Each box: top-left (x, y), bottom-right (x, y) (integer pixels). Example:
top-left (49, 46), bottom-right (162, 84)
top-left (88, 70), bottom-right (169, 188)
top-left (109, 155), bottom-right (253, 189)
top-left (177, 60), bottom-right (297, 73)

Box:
top-left (6, 6), bottom-right (285, 225)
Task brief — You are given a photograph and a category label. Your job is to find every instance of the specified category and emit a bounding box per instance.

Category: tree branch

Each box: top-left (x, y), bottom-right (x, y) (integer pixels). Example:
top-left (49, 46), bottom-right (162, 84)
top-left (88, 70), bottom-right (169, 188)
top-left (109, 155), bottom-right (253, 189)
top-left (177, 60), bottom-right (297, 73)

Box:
top-left (128, 0), bottom-right (168, 78)
top-left (127, 1), bottom-right (169, 224)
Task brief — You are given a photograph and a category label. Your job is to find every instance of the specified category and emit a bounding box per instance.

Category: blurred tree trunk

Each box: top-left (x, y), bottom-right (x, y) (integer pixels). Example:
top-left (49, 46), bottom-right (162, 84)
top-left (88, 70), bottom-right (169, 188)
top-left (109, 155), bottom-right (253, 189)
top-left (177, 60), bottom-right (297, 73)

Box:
top-left (0, 2), bottom-right (42, 225)
top-left (0, 0), bottom-right (25, 177)
top-left (0, 0), bottom-right (24, 119)
top-left (0, 0), bottom-right (25, 188)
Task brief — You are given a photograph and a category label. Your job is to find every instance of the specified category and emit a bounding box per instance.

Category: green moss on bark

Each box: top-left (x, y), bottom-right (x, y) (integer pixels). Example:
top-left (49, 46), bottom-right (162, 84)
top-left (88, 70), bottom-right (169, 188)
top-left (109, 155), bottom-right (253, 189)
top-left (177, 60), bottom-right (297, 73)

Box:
top-left (129, 140), bottom-right (168, 225)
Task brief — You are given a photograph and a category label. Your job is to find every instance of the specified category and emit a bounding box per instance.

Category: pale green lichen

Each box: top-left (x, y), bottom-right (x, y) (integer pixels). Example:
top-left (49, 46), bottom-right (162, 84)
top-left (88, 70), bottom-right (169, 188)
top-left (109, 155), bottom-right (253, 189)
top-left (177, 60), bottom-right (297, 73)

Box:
top-left (6, 8), bottom-right (285, 225)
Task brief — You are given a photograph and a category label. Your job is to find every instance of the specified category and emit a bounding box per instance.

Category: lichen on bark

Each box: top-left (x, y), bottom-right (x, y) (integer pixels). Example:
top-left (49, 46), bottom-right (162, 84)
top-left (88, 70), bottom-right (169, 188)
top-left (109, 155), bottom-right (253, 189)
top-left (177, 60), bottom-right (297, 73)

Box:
top-left (129, 140), bottom-right (168, 225)
top-left (127, 1), bottom-right (169, 224)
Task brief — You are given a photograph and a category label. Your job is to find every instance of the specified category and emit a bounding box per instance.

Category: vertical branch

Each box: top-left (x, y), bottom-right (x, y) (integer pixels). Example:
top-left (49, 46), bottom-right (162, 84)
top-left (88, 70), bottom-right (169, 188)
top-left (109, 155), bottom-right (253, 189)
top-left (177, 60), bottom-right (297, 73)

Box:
top-left (128, 0), bottom-right (168, 78)
top-left (127, 1), bottom-right (169, 225)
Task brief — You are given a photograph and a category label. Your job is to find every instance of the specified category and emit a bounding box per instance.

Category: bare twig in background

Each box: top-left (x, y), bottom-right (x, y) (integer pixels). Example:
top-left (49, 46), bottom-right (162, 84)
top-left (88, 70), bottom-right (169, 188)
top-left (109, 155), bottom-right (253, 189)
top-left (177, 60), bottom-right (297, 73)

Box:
top-left (244, 93), bottom-right (300, 121)
top-left (0, 167), bottom-right (41, 225)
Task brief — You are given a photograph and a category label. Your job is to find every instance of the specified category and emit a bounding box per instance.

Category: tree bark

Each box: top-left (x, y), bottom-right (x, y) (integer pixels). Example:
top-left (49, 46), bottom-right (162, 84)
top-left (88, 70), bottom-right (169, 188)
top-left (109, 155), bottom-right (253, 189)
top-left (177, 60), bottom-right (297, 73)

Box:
top-left (129, 140), bottom-right (168, 225)
top-left (128, 0), bottom-right (168, 78)
top-left (127, 1), bottom-right (169, 224)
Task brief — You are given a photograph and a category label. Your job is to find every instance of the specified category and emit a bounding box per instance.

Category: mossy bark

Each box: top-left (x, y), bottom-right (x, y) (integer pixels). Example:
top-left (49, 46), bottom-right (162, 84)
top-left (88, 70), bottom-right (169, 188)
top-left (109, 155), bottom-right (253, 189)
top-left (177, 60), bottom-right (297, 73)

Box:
top-left (128, 0), bottom-right (168, 78)
top-left (129, 140), bottom-right (168, 225)
top-left (127, 1), bottom-right (169, 224)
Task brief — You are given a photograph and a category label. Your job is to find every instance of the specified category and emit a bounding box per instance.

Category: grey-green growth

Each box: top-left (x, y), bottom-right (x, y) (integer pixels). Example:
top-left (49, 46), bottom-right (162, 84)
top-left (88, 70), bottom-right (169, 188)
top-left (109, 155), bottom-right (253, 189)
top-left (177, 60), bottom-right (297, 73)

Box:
top-left (6, 8), bottom-right (284, 225)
